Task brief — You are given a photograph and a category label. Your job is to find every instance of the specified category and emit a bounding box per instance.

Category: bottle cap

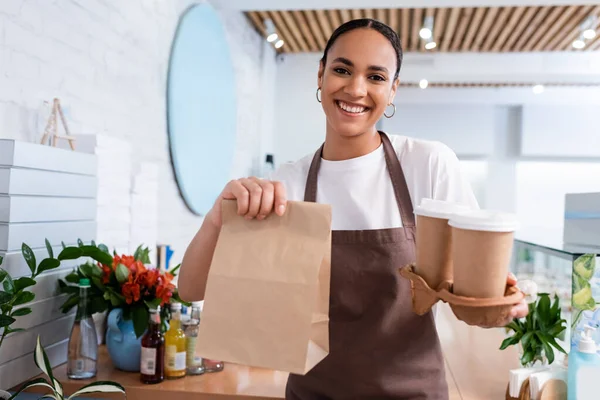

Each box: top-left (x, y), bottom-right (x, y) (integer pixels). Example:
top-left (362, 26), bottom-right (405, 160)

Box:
top-left (191, 301), bottom-right (203, 308)
top-left (170, 302), bottom-right (182, 310)
top-left (149, 305), bottom-right (161, 312)
top-left (579, 325), bottom-right (598, 354)
top-left (79, 278), bottom-right (90, 287)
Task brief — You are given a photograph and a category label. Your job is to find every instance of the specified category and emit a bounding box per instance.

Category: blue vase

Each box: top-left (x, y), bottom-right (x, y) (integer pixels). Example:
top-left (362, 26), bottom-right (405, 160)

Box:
top-left (105, 308), bottom-right (143, 372)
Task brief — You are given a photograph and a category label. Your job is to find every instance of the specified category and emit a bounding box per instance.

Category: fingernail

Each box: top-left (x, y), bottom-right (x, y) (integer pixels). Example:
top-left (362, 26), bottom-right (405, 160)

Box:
top-left (277, 205), bottom-right (285, 215)
top-left (508, 272), bottom-right (516, 280)
top-left (257, 215), bottom-right (265, 220)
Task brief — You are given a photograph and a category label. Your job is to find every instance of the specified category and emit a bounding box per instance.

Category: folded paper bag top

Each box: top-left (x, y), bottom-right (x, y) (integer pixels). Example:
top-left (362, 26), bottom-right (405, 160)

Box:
top-left (196, 199), bottom-right (332, 375)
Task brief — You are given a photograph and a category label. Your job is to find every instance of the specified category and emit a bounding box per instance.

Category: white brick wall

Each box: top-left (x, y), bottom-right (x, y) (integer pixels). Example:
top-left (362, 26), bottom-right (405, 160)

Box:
top-left (0, 0), bottom-right (274, 265)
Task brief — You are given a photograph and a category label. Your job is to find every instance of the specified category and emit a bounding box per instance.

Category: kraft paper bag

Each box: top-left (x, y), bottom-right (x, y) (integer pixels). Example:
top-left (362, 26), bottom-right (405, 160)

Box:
top-left (196, 199), bottom-right (332, 375)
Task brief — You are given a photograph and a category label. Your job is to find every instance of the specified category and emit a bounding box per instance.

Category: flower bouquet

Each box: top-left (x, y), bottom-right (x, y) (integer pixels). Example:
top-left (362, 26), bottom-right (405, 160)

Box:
top-left (58, 243), bottom-right (187, 338)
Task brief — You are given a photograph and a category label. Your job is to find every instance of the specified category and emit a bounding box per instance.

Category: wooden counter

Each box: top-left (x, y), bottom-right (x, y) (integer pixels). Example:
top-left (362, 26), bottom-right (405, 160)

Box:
top-left (17, 303), bottom-right (517, 399)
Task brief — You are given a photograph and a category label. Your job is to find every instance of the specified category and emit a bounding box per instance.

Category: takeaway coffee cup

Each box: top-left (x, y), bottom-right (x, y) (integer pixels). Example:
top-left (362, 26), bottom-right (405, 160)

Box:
top-left (414, 199), bottom-right (470, 291)
top-left (448, 210), bottom-right (519, 298)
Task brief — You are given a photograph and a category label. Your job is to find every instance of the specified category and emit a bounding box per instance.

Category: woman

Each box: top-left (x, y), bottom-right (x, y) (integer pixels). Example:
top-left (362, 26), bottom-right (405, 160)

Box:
top-left (179, 18), bottom-right (528, 399)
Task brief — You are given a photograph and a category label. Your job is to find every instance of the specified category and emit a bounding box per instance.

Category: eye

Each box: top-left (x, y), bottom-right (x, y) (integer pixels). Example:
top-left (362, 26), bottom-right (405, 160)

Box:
top-left (369, 75), bottom-right (386, 82)
top-left (333, 67), bottom-right (350, 75)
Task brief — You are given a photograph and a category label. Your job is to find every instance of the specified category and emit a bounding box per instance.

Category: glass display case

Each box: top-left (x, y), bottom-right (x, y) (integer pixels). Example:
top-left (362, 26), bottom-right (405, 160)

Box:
top-left (510, 233), bottom-right (600, 352)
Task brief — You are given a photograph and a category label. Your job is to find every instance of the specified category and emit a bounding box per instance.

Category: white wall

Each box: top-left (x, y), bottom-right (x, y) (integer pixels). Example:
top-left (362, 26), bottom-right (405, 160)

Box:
top-left (0, 0), bottom-right (274, 389)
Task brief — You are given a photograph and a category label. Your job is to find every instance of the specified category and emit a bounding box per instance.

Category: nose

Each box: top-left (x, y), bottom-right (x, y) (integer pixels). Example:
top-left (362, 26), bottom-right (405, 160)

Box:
top-left (343, 75), bottom-right (367, 98)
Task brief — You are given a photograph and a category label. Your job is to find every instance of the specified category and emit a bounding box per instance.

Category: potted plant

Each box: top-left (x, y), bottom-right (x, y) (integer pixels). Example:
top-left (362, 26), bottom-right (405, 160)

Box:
top-left (500, 280), bottom-right (568, 367)
top-left (8, 336), bottom-right (125, 400)
top-left (57, 243), bottom-right (187, 371)
top-left (0, 241), bottom-right (64, 398)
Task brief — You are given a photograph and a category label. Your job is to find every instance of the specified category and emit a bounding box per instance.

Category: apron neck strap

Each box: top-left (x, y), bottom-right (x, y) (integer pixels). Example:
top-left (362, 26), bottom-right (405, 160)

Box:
top-left (304, 131), bottom-right (415, 228)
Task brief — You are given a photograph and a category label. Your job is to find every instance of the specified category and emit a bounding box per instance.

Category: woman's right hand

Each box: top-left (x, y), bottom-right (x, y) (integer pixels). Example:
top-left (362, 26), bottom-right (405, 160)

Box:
top-left (207, 177), bottom-right (287, 228)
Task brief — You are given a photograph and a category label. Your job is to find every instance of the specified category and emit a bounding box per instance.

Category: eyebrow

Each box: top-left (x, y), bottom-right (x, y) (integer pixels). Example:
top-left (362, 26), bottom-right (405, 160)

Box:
top-left (332, 57), bottom-right (389, 74)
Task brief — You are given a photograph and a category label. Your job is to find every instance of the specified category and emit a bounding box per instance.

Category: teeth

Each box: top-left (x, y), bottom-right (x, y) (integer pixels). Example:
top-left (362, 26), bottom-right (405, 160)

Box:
top-left (338, 101), bottom-right (366, 114)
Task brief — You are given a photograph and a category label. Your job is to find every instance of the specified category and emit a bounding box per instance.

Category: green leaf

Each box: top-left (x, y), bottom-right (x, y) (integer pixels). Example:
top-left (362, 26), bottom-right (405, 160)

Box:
top-left (87, 249), bottom-right (114, 267)
top-left (58, 247), bottom-right (83, 260)
top-left (109, 292), bottom-right (125, 307)
top-left (14, 277), bottom-right (36, 292)
top-left (80, 262), bottom-right (103, 278)
top-left (541, 333), bottom-right (567, 354)
top-left (500, 334), bottom-right (520, 350)
top-left (60, 295), bottom-right (79, 313)
top-left (541, 337), bottom-right (555, 365)
top-left (65, 271), bottom-right (80, 283)
top-left (521, 348), bottom-right (535, 366)
top-left (0, 256), bottom-right (3, 266)
top-left (7, 377), bottom-right (55, 400)
top-left (57, 280), bottom-right (79, 295)
top-left (44, 239), bottom-right (54, 258)
top-left (505, 320), bottom-right (522, 334)
top-left (0, 268), bottom-right (7, 283)
top-left (536, 294), bottom-right (551, 329)
top-left (12, 307), bottom-right (32, 317)
top-left (33, 336), bottom-right (56, 388)
top-left (36, 258), bottom-right (61, 276)
top-left (3, 274), bottom-right (15, 294)
top-left (115, 263), bottom-right (130, 284)
top-left (21, 243), bottom-right (36, 275)
top-left (77, 238), bottom-right (85, 247)
top-left (66, 380), bottom-right (125, 400)
top-left (61, 241), bottom-right (67, 250)
top-left (574, 254), bottom-right (595, 280)
top-left (0, 314), bottom-right (16, 328)
top-left (98, 244), bottom-right (110, 254)
top-left (91, 276), bottom-right (104, 290)
top-left (521, 331), bottom-right (534, 350)
top-left (132, 305), bottom-right (148, 338)
top-left (91, 240), bottom-right (96, 247)
top-left (14, 291), bottom-right (35, 306)
top-left (170, 263), bottom-right (181, 276)
top-left (144, 298), bottom-right (162, 310)
top-left (90, 296), bottom-right (108, 314)
top-left (0, 290), bottom-right (12, 305)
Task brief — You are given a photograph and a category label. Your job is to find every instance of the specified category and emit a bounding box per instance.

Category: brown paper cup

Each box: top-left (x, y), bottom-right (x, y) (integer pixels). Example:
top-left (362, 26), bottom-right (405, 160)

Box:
top-left (449, 210), bottom-right (519, 298)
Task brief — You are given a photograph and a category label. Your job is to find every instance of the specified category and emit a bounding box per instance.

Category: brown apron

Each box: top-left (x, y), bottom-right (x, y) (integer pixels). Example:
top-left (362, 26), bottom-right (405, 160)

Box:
top-left (286, 132), bottom-right (448, 399)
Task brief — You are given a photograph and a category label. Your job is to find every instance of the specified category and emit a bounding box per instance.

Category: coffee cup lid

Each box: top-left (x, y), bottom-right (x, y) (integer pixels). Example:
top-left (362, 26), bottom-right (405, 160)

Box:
top-left (414, 198), bottom-right (471, 220)
top-left (448, 210), bottom-right (520, 232)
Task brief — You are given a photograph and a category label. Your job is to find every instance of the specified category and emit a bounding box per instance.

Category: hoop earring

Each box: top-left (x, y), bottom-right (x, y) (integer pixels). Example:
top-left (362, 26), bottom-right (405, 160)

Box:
top-left (384, 103), bottom-right (396, 118)
top-left (316, 88), bottom-right (322, 103)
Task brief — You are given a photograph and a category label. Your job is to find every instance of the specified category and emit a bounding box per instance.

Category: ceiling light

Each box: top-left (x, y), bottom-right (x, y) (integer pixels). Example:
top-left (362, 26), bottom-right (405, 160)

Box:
top-left (425, 39), bottom-right (437, 50)
top-left (583, 29), bottom-right (596, 40)
top-left (267, 33), bottom-right (278, 43)
top-left (532, 84), bottom-right (544, 94)
top-left (581, 15), bottom-right (597, 40)
top-left (572, 39), bottom-right (586, 49)
top-left (275, 39), bottom-right (284, 49)
top-left (264, 19), bottom-right (278, 43)
top-left (419, 16), bottom-right (434, 40)
top-left (419, 79), bottom-right (428, 89)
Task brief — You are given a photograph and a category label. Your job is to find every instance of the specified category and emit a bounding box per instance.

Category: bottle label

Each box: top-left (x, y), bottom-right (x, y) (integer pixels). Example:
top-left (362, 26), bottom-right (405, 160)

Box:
top-left (140, 347), bottom-right (156, 375)
top-left (166, 345), bottom-right (186, 371)
top-left (186, 336), bottom-right (198, 366)
top-left (577, 366), bottom-right (595, 400)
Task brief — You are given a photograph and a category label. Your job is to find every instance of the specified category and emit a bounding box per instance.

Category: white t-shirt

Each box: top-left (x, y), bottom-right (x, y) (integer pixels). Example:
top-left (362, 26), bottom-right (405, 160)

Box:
top-left (271, 134), bottom-right (479, 230)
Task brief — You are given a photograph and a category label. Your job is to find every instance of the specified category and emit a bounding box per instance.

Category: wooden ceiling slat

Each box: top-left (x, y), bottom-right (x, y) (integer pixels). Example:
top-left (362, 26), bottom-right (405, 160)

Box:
top-left (547, 5), bottom-right (596, 50)
top-left (327, 10), bottom-right (342, 31)
top-left (304, 10), bottom-right (327, 50)
top-left (461, 7), bottom-right (486, 51)
top-left (450, 7), bottom-right (471, 51)
top-left (471, 7), bottom-right (499, 51)
top-left (440, 8), bottom-right (460, 51)
top-left (533, 6), bottom-right (578, 51)
top-left (268, 11), bottom-right (301, 53)
top-left (433, 8), bottom-right (448, 51)
top-left (491, 6), bottom-right (525, 52)
top-left (501, 6), bottom-right (537, 51)
top-left (364, 9), bottom-right (375, 20)
top-left (247, 11), bottom-right (266, 36)
top-left (589, 34), bottom-right (600, 51)
top-left (512, 6), bottom-right (551, 51)
top-left (376, 8), bottom-right (387, 24)
top-left (280, 11), bottom-right (309, 52)
top-left (411, 8), bottom-right (423, 51)
top-left (339, 9), bottom-right (352, 24)
top-left (351, 9), bottom-right (362, 20)
top-left (522, 6), bottom-right (565, 51)
top-left (315, 9), bottom-right (334, 41)
top-left (481, 7), bottom-right (512, 51)
top-left (388, 8), bottom-right (399, 36)
top-left (400, 9), bottom-right (410, 52)
top-left (292, 10), bottom-right (320, 52)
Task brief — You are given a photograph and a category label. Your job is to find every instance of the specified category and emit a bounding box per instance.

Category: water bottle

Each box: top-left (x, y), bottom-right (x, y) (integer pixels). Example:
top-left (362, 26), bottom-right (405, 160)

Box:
top-left (67, 278), bottom-right (98, 379)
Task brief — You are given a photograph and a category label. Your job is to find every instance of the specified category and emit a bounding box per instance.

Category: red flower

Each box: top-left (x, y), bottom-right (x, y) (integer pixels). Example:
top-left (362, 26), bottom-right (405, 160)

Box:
top-left (122, 281), bottom-right (141, 304)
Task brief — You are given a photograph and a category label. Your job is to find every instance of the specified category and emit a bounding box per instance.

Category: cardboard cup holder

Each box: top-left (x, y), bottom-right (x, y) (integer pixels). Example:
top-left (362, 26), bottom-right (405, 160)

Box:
top-left (399, 264), bottom-right (525, 326)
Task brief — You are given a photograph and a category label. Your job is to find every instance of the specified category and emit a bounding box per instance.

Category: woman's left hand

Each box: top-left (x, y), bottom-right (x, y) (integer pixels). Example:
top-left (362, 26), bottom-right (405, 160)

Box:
top-left (477, 272), bottom-right (529, 328)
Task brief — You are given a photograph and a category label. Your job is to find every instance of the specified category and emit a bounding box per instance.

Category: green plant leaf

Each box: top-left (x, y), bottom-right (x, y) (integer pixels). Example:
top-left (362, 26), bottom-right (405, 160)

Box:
top-left (574, 254), bottom-right (595, 280)
top-left (521, 348), bottom-right (535, 366)
top-left (109, 292), bottom-right (125, 307)
top-left (80, 262), bottom-right (103, 278)
top-left (12, 307), bottom-right (32, 317)
top-left (132, 305), bottom-right (148, 338)
top-left (60, 295), bottom-right (79, 313)
top-left (61, 241), bottom-right (67, 250)
top-left (521, 331), bottom-right (534, 350)
top-left (21, 243), bottom-right (36, 275)
top-left (541, 333), bottom-right (567, 354)
top-left (66, 380), bottom-right (126, 399)
top-left (36, 258), bottom-right (61, 276)
top-left (90, 295), bottom-right (108, 314)
top-left (170, 263), bottom-right (181, 276)
top-left (57, 280), bottom-right (79, 295)
top-left (0, 268), bottom-right (7, 283)
top-left (44, 238), bottom-right (54, 259)
top-left (14, 277), bottom-right (36, 292)
top-left (115, 263), bottom-right (130, 284)
top-left (3, 274), bottom-right (15, 294)
top-left (14, 291), bottom-right (35, 306)
top-left (33, 336), bottom-right (56, 389)
top-left (91, 276), bottom-right (104, 290)
top-left (7, 377), bottom-right (55, 400)
top-left (58, 247), bottom-right (83, 260)
top-left (65, 271), bottom-right (80, 283)
top-left (87, 249), bottom-right (114, 267)
top-left (0, 256), bottom-right (3, 265)
top-left (500, 334), bottom-right (521, 350)
top-left (541, 336), bottom-right (555, 365)
top-left (98, 244), bottom-right (110, 254)
top-left (91, 240), bottom-right (96, 247)
top-left (536, 294), bottom-right (551, 329)
top-left (144, 298), bottom-right (162, 310)
top-left (505, 320), bottom-right (522, 334)
top-left (0, 290), bottom-right (12, 305)
top-left (77, 239), bottom-right (85, 247)
top-left (0, 314), bottom-right (16, 327)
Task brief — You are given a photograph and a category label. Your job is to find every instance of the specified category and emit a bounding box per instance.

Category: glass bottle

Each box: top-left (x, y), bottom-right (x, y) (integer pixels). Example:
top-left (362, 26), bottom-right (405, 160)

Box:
top-left (183, 301), bottom-right (205, 375)
top-left (164, 302), bottom-right (186, 379)
top-left (67, 278), bottom-right (98, 379)
top-left (196, 302), bottom-right (224, 373)
top-left (140, 306), bottom-right (164, 384)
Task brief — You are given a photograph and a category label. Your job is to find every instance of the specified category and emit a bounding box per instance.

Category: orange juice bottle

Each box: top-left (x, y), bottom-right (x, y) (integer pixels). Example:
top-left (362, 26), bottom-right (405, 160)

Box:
top-left (164, 302), bottom-right (186, 379)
